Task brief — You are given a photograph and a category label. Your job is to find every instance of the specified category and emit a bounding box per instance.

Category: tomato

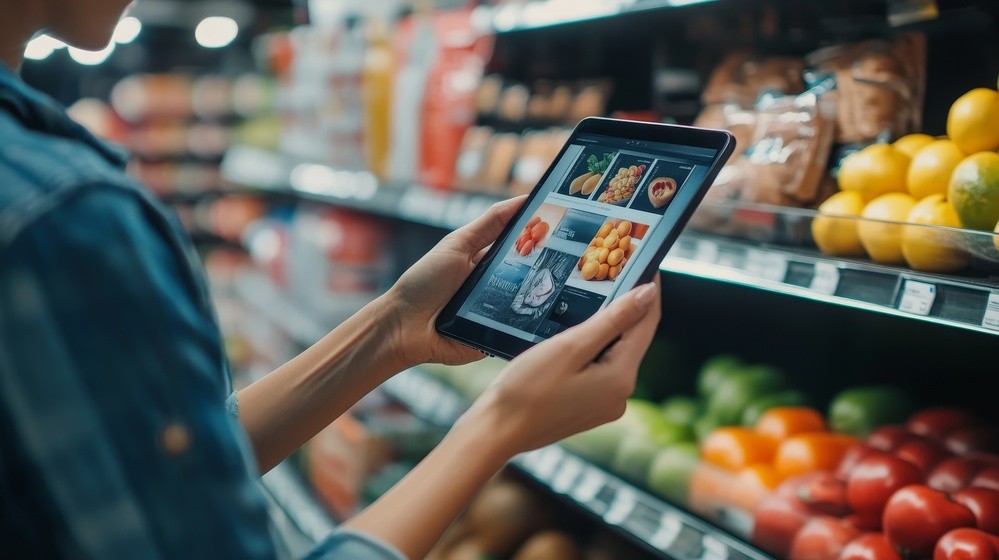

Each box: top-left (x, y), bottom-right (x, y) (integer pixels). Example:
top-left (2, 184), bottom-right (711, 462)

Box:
top-left (946, 428), bottom-right (999, 456)
top-left (790, 516), bottom-right (861, 560)
top-left (839, 444), bottom-right (881, 478)
top-left (753, 494), bottom-right (814, 558)
top-left (929, 458), bottom-right (993, 493)
top-left (954, 487), bottom-right (999, 535)
top-left (908, 408), bottom-right (978, 441)
top-left (776, 433), bottom-right (860, 479)
top-left (798, 471), bottom-right (851, 517)
top-left (846, 512), bottom-right (883, 532)
top-left (868, 425), bottom-right (914, 452)
top-left (934, 528), bottom-right (999, 560)
top-left (702, 427), bottom-right (777, 471)
top-left (972, 467), bottom-right (999, 491)
top-left (847, 453), bottom-right (924, 520)
top-left (839, 533), bottom-right (901, 560)
top-left (756, 407), bottom-right (827, 440)
top-left (895, 437), bottom-right (954, 472)
top-left (883, 484), bottom-right (977, 558)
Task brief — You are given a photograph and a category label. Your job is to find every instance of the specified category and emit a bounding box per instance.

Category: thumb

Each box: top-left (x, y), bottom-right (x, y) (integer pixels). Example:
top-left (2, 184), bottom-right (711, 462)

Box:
top-left (445, 195), bottom-right (526, 256)
top-left (544, 283), bottom-right (658, 367)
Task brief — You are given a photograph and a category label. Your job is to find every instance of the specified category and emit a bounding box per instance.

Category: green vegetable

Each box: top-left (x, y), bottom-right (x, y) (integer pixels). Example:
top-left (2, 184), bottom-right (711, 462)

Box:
top-left (610, 435), bottom-right (661, 483)
top-left (696, 355), bottom-right (743, 398)
top-left (646, 442), bottom-right (700, 504)
top-left (741, 390), bottom-right (810, 427)
top-left (829, 386), bottom-right (916, 437)
top-left (705, 365), bottom-right (785, 425)
top-left (586, 152), bottom-right (614, 174)
top-left (660, 396), bottom-right (702, 426)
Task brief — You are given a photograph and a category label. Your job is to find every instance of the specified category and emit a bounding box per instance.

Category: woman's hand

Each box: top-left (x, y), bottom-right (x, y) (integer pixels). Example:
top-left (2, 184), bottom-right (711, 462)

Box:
top-left (459, 276), bottom-right (662, 457)
top-left (384, 196), bottom-right (526, 368)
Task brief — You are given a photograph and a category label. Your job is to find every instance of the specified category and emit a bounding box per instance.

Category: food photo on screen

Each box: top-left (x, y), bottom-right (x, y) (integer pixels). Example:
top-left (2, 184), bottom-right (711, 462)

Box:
top-left (559, 149), bottom-right (616, 198)
top-left (594, 154), bottom-right (655, 206)
top-left (630, 159), bottom-right (695, 214)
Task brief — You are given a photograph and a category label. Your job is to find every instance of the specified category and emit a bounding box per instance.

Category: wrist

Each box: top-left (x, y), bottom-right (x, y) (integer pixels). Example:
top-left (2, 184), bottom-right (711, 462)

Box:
top-left (453, 391), bottom-right (523, 464)
top-left (375, 289), bottom-right (426, 371)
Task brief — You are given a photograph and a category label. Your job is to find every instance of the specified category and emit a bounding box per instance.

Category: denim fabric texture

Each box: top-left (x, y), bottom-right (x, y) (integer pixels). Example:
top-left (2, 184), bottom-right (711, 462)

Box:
top-left (0, 64), bottom-right (401, 560)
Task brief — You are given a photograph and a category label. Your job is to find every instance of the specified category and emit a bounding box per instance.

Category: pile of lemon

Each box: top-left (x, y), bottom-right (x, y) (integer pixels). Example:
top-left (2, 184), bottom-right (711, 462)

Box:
top-left (813, 87), bottom-right (999, 272)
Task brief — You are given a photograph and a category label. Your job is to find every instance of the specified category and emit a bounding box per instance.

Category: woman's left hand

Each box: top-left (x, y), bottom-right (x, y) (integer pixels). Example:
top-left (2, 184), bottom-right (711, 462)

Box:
top-left (384, 195), bottom-right (526, 368)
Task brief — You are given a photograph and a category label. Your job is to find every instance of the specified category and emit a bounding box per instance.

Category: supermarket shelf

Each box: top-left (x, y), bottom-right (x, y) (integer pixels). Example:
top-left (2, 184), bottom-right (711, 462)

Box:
top-left (665, 233), bottom-right (999, 337)
top-left (221, 146), bottom-right (999, 337)
top-left (381, 368), bottom-right (772, 560)
top-left (233, 271), bottom-right (330, 347)
top-left (484, 0), bottom-right (721, 32)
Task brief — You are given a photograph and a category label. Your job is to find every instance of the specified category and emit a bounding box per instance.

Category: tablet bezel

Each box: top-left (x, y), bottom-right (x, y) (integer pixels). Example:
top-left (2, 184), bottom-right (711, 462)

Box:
top-left (435, 117), bottom-right (735, 360)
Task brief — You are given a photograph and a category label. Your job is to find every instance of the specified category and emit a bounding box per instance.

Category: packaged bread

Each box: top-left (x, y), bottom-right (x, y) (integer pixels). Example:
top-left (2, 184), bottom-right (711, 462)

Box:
top-left (478, 133), bottom-right (521, 193)
top-left (454, 126), bottom-right (494, 191)
top-left (739, 88), bottom-right (836, 206)
top-left (475, 74), bottom-right (504, 116)
top-left (497, 84), bottom-right (530, 123)
top-left (509, 130), bottom-right (551, 195)
top-left (702, 51), bottom-right (805, 107)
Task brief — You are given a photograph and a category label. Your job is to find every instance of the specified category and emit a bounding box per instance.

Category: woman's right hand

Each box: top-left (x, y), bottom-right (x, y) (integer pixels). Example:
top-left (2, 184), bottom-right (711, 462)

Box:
top-left (460, 276), bottom-right (662, 457)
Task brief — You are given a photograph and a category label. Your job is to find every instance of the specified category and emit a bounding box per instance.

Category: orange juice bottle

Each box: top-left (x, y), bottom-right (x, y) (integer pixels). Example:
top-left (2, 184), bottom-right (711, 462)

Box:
top-left (363, 17), bottom-right (393, 179)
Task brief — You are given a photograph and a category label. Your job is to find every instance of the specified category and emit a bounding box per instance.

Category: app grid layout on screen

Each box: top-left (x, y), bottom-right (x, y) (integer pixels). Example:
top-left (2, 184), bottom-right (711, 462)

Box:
top-left (458, 134), bottom-right (716, 342)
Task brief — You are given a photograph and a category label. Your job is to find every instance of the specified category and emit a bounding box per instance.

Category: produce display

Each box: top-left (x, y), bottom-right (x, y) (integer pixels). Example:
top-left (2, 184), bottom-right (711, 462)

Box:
top-left (577, 219), bottom-right (636, 281)
top-left (813, 86), bottom-right (999, 272)
top-left (597, 164), bottom-right (646, 205)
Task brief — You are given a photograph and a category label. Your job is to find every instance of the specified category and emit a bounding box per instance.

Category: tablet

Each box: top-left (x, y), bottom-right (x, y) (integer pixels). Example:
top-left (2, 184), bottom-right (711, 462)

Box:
top-left (437, 117), bottom-right (735, 360)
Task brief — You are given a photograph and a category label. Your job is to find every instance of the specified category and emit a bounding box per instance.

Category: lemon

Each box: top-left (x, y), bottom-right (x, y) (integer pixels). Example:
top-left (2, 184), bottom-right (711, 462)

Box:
top-left (893, 133), bottom-right (935, 158)
top-left (947, 88), bottom-right (999, 154)
top-left (949, 151), bottom-right (999, 231)
top-left (838, 143), bottom-right (910, 201)
top-left (812, 191), bottom-right (867, 257)
top-left (858, 193), bottom-right (918, 264)
top-left (901, 194), bottom-right (969, 272)
top-left (994, 218), bottom-right (999, 252)
top-left (907, 139), bottom-right (966, 200)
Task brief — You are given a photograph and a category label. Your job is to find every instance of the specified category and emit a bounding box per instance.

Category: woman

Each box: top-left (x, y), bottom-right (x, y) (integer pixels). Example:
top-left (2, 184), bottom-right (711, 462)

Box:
top-left (0, 2), bottom-right (661, 558)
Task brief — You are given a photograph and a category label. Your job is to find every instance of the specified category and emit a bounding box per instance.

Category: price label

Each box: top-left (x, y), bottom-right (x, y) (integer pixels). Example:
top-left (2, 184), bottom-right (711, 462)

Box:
top-left (982, 293), bottom-right (999, 331)
top-left (898, 280), bottom-right (936, 316)
top-left (694, 240), bottom-right (720, 263)
top-left (551, 455), bottom-right (583, 494)
top-left (810, 262), bottom-right (840, 295)
top-left (534, 446), bottom-right (563, 480)
top-left (649, 513), bottom-right (683, 550)
top-left (701, 535), bottom-right (730, 560)
top-left (745, 249), bottom-right (788, 282)
top-left (603, 486), bottom-right (637, 525)
top-left (571, 467), bottom-right (606, 505)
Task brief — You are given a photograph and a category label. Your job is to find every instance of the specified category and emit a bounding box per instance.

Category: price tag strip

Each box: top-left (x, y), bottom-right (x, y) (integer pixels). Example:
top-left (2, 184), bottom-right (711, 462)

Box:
top-left (982, 292), bottom-right (999, 331)
top-left (744, 248), bottom-right (788, 283)
top-left (898, 280), bottom-right (936, 316)
top-left (810, 262), bottom-right (840, 295)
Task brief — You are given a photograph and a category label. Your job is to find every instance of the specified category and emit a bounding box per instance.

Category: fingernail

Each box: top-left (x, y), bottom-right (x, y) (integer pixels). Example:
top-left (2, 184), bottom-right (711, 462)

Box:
top-left (633, 283), bottom-right (656, 309)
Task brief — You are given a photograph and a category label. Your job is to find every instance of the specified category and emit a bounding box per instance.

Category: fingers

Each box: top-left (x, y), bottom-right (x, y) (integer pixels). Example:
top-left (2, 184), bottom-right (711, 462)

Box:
top-left (544, 281), bottom-right (659, 368)
top-left (596, 274), bottom-right (662, 368)
top-left (445, 196), bottom-right (527, 257)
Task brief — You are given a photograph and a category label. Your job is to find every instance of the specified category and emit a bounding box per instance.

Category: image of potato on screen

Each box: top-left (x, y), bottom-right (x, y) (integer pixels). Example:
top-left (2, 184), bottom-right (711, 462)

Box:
top-left (560, 149), bottom-right (616, 198)
top-left (510, 203), bottom-right (567, 259)
top-left (575, 219), bottom-right (650, 282)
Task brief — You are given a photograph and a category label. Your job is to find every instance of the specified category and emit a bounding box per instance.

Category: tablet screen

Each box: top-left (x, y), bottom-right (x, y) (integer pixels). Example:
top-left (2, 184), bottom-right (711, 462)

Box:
top-left (454, 132), bottom-right (719, 343)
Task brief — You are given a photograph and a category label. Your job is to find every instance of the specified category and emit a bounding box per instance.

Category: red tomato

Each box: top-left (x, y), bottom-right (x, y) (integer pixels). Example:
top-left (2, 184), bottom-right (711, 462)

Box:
top-left (846, 512), bottom-right (883, 533)
top-left (934, 528), bottom-right (999, 560)
top-left (930, 458), bottom-right (993, 493)
top-left (753, 494), bottom-right (814, 558)
top-left (908, 408), bottom-right (978, 441)
top-left (896, 437), bottom-right (954, 472)
top-left (972, 467), bottom-right (999, 491)
top-left (838, 533), bottom-right (901, 560)
top-left (946, 428), bottom-right (999, 456)
top-left (790, 516), bottom-right (861, 560)
top-left (868, 425), bottom-right (914, 452)
top-left (847, 453), bottom-right (924, 519)
top-left (954, 487), bottom-right (999, 535)
top-left (839, 444), bottom-right (881, 479)
top-left (799, 471), bottom-right (851, 517)
top-left (883, 484), bottom-right (977, 558)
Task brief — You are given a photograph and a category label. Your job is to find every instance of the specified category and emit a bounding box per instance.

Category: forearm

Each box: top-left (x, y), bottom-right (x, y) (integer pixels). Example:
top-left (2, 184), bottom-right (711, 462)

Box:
top-left (344, 400), bottom-right (515, 559)
top-left (236, 295), bottom-right (409, 472)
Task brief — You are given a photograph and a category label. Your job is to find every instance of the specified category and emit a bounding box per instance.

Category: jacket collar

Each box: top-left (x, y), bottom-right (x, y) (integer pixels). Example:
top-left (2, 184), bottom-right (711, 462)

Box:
top-left (0, 62), bottom-right (128, 168)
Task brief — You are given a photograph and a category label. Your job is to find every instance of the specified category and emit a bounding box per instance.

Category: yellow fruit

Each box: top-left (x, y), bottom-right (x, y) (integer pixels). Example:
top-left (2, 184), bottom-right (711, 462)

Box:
top-left (901, 194), bottom-right (969, 272)
top-left (994, 218), bottom-right (999, 252)
top-left (812, 191), bottom-right (867, 257)
top-left (907, 139), bottom-right (967, 199)
top-left (948, 151), bottom-right (999, 230)
top-left (838, 143), bottom-right (910, 201)
top-left (859, 193), bottom-right (918, 264)
top-left (947, 88), bottom-right (999, 154)
top-left (893, 133), bottom-right (935, 158)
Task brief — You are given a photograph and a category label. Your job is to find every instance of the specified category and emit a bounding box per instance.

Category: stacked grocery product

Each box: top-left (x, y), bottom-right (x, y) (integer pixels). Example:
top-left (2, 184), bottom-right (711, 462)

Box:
top-left (815, 87), bottom-right (999, 273)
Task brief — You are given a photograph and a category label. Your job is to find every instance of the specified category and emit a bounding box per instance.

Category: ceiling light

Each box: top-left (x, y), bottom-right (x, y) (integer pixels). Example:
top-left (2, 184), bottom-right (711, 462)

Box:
top-left (113, 17), bottom-right (142, 44)
top-left (68, 43), bottom-right (115, 65)
top-left (195, 17), bottom-right (238, 49)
